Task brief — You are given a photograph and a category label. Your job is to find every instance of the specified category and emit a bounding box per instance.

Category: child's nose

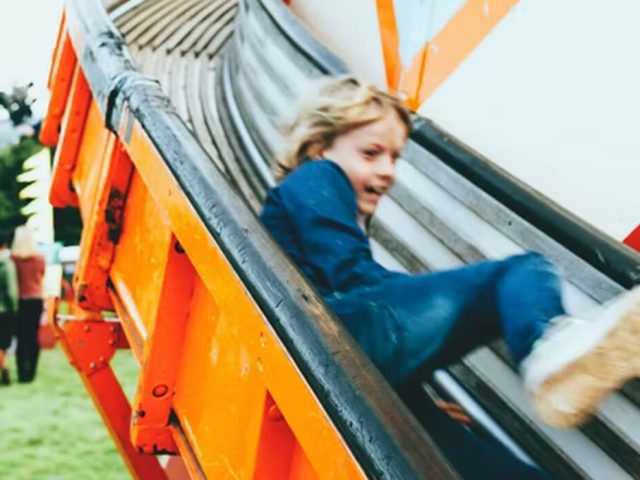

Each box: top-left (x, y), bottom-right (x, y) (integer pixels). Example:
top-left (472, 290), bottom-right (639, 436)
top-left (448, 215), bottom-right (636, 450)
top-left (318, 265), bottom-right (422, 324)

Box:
top-left (376, 155), bottom-right (396, 179)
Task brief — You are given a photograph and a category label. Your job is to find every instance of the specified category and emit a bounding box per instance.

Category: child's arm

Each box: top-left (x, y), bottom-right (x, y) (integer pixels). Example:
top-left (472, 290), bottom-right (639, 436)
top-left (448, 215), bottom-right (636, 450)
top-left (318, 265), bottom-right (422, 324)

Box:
top-left (264, 161), bottom-right (401, 294)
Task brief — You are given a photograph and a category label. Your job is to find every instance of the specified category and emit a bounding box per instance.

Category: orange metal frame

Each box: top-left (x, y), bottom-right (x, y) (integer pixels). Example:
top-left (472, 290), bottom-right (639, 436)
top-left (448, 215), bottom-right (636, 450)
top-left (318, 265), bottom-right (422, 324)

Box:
top-left (376, 0), bottom-right (519, 109)
top-left (43, 15), bottom-right (366, 480)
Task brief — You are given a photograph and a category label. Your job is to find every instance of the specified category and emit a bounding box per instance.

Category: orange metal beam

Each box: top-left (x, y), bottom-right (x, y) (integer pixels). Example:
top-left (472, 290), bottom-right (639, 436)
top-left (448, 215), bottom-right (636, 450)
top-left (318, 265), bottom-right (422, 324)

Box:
top-left (109, 289), bottom-right (145, 361)
top-left (71, 101), bottom-right (115, 221)
top-left (375, 0), bottom-right (519, 107)
top-left (49, 306), bottom-right (167, 480)
top-left (41, 27), bottom-right (77, 147)
top-left (398, 45), bottom-right (430, 110)
top-left (108, 169), bottom-right (174, 342)
top-left (130, 236), bottom-right (196, 455)
top-left (253, 393), bottom-right (318, 479)
top-left (49, 65), bottom-right (91, 208)
top-left (417, 0), bottom-right (519, 104)
top-left (375, 0), bottom-right (401, 94)
top-left (74, 136), bottom-right (133, 311)
top-left (47, 13), bottom-right (66, 90)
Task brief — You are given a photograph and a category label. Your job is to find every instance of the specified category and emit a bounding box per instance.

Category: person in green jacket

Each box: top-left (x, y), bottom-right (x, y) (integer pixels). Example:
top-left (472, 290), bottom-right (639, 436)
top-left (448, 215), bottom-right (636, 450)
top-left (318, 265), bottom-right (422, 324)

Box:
top-left (0, 230), bottom-right (19, 385)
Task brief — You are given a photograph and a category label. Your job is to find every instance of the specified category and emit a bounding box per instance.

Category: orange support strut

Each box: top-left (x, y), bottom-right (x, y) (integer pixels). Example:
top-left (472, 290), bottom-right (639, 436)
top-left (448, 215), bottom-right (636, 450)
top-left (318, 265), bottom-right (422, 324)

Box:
top-left (49, 301), bottom-right (167, 479)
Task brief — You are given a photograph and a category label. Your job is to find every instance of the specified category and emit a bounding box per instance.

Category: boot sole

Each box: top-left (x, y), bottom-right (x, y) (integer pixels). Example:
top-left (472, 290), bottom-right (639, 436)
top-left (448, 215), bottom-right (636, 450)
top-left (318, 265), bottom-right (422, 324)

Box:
top-left (533, 296), bottom-right (640, 428)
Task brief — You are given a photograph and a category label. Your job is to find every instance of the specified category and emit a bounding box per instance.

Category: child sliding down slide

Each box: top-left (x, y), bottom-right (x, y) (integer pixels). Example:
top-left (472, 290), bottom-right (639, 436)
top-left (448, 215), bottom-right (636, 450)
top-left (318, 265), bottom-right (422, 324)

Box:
top-left (260, 76), bottom-right (640, 477)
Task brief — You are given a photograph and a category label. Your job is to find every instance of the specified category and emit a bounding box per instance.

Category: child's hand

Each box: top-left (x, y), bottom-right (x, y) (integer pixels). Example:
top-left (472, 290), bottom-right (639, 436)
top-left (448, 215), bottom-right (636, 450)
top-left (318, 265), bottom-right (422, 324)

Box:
top-left (435, 401), bottom-right (472, 425)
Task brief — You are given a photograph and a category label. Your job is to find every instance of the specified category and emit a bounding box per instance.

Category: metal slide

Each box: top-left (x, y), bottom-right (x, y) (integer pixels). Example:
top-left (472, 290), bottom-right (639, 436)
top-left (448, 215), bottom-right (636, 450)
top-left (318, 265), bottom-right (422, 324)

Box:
top-left (42, 0), bottom-right (640, 478)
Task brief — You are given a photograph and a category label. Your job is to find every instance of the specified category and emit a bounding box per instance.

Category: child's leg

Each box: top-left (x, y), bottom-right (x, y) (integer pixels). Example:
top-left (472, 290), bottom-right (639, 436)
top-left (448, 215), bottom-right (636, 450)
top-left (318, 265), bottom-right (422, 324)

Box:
top-left (328, 252), bottom-right (564, 384)
top-left (402, 253), bottom-right (564, 382)
top-left (398, 383), bottom-right (552, 480)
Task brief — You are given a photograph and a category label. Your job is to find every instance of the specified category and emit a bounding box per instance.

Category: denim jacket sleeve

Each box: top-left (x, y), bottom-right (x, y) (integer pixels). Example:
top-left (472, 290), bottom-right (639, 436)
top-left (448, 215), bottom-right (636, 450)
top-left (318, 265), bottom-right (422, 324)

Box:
top-left (261, 160), bottom-right (397, 294)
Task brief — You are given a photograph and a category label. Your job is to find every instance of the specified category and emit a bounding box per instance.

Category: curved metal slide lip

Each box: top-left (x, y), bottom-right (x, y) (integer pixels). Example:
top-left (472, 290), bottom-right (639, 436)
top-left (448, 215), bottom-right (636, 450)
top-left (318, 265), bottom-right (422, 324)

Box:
top-left (63, 0), bottom-right (458, 478)
top-left (257, 0), bottom-right (348, 75)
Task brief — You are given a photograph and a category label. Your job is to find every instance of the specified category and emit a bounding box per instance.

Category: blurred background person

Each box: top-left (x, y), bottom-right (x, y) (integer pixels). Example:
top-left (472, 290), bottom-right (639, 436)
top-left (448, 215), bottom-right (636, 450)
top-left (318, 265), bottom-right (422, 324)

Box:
top-left (11, 225), bottom-right (45, 383)
top-left (0, 230), bottom-right (19, 385)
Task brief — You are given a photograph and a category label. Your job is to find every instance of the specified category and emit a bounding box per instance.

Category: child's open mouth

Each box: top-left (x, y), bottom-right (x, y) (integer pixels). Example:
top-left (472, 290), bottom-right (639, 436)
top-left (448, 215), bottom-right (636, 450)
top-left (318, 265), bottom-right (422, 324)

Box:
top-left (364, 186), bottom-right (385, 196)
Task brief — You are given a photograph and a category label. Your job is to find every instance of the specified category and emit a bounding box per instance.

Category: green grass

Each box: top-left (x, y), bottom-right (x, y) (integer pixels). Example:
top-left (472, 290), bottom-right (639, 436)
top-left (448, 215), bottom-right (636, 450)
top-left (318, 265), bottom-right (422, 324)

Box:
top-left (0, 346), bottom-right (139, 480)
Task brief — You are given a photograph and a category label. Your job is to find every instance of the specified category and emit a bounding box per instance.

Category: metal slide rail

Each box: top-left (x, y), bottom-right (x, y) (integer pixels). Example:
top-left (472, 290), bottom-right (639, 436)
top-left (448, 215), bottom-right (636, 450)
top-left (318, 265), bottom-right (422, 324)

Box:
top-left (105, 0), bottom-right (640, 476)
top-left (204, 0), bottom-right (640, 478)
top-left (47, 0), bottom-right (640, 477)
top-left (41, 0), bottom-right (458, 478)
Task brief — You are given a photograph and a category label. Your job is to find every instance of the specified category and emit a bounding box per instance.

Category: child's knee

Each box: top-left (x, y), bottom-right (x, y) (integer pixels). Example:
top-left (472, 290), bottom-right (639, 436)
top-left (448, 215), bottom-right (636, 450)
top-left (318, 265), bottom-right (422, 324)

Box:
top-left (501, 252), bottom-right (561, 293)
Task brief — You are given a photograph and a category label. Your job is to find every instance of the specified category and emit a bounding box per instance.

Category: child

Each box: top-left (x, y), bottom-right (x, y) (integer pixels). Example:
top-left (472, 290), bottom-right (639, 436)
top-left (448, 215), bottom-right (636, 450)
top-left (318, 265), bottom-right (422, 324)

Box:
top-left (260, 76), bottom-right (640, 475)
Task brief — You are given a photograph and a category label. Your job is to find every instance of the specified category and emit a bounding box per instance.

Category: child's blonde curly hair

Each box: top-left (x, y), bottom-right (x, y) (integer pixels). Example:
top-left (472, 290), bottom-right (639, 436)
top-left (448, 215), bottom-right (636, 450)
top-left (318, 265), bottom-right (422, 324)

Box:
top-left (275, 76), bottom-right (411, 181)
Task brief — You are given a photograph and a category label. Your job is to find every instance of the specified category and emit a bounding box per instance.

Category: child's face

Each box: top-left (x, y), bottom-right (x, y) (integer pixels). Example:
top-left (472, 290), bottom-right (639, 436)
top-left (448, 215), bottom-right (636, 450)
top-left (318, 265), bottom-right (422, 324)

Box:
top-left (321, 111), bottom-right (408, 217)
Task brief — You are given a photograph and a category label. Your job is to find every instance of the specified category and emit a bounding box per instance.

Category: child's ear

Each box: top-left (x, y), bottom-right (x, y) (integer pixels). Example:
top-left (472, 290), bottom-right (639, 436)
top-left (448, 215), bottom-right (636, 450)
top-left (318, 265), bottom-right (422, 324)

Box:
top-left (307, 140), bottom-right (324, 160)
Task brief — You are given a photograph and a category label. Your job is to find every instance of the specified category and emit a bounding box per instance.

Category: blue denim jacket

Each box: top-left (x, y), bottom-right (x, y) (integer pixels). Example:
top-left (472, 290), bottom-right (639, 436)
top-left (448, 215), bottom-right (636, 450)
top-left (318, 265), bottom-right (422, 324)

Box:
top-left (261, 160), bottom-right (400, 297)
top-left (261, 158), bottom-right (560, 385)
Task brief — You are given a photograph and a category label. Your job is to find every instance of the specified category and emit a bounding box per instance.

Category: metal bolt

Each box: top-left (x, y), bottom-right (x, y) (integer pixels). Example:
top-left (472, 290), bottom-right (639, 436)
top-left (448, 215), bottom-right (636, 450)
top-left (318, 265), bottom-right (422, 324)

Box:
top-left (152, 384), bottom-right (169, 398)
top-left (268, 405), bottom-right (284, 422)
top-left (83, 325), bottom-right (91, 332)
top-left (89, 362), bottom-right (97, 369)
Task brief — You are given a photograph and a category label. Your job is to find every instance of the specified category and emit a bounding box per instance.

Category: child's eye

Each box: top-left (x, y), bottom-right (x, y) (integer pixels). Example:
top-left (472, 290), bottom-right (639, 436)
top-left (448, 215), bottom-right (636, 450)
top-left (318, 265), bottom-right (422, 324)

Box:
top-left (363, 149), bottom-right (379, 158)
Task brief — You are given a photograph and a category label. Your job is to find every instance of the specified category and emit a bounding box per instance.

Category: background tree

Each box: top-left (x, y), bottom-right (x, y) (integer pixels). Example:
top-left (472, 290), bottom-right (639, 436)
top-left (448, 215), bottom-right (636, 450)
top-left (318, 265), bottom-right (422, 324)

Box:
top-left (0, 83), bottom-right (35, 126)
top-left (0, 136), bottom-right (40, 235)
top-left (1, 85), bottom-right (82, 246)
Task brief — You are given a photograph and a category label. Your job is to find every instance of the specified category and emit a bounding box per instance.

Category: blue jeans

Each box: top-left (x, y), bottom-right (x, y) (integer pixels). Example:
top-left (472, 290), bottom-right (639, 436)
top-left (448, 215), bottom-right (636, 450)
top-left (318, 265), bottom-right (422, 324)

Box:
top-left (326, 252), bottom-right (566, 385)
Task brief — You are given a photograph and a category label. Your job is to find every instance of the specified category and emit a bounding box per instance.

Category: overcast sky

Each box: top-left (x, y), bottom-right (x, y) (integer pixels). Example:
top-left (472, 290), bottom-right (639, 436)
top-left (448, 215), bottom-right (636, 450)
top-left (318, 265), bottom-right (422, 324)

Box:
top-left (0, 0), bottom-right (64, 118)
